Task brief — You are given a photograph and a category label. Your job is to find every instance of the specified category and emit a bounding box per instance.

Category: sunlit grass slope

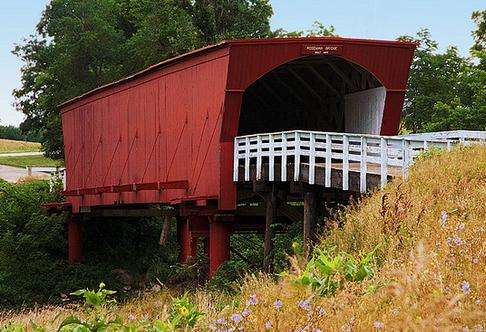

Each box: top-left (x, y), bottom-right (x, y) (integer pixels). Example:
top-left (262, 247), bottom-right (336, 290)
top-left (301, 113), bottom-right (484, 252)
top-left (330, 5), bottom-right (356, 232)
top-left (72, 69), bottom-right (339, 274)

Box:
top-left (1, 145), bottom-right (485, 331)
top-left (0, 139), bottom-right (40, 154)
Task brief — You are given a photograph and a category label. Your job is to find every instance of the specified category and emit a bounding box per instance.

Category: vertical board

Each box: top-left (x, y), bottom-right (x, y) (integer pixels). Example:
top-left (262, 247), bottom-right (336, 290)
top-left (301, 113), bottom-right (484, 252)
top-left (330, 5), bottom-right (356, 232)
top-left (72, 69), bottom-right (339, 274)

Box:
top-left (344, 87), bottom-right (386, 135)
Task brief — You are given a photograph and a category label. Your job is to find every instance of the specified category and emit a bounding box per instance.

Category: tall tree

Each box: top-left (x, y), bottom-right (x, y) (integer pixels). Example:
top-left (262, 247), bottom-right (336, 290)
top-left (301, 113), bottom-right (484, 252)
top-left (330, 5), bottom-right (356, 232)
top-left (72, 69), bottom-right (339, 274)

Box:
top-left (13, 0), bottom-right (132, 158)
top-left (471, 10), bottom-right (485, 53)
top-left (180, 0), bottom-right (273, 43)
top-left (398, 27), bottom-right (485, 132)
top-left (14, 0), bottom-right (273, 159)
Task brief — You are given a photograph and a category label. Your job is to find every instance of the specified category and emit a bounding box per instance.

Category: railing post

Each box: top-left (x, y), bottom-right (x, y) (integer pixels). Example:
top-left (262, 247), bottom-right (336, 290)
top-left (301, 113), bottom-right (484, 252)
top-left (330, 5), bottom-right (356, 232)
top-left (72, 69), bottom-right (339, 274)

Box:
top-left (233, 138), bottom-right (239, 181)
top-left (256, 135), bottom-right (262, 180)
top-left (360, 137), bottom-right (367, 193)
top-left (294, 132), bottom-right (301, 182)
top-left (402, 139), bottom-right (409, 179)
top-left (309, 132), bottom-right (316, 185)
top-left (325, 133), bottom-right (332, 187)
top-left (342, 135), bottom-right (349, 191)
top-left (380, 138), bottom-right (388, 189)
top-left (269, 134), bottom-right (275, 181)
top-left (281, 133), bottom-right (287, 181)
top-left (244, 137), bottom-right (250, 181)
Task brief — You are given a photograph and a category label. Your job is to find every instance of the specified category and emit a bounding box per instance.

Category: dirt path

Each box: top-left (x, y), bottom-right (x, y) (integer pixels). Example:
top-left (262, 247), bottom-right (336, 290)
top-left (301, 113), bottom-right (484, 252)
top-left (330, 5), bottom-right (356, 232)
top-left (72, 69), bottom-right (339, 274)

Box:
top-left (0, 164), bottom-right (48, 183)
top-left (0, 151), bottom-right (43, 157)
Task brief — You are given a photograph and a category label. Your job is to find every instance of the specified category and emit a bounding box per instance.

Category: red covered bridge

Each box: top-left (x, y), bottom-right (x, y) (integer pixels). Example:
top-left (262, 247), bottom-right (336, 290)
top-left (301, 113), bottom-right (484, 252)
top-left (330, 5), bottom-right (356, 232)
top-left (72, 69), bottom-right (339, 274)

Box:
top-left (59, 37), bottom-right (418, 276)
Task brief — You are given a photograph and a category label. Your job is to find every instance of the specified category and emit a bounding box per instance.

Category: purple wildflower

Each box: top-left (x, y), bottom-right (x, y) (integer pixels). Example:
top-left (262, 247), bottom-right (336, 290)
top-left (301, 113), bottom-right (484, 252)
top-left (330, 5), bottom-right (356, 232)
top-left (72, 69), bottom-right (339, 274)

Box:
top-left (246, 294), bottom-right (258, 306)
top-left (373, 320), bottom-right (384, 329)
top-left (216, 318), bottom-right (227, 325)
top-left (457, 223), bottom-right (465, 231)
top-left (316, 306), bottom-right (326, 316)
top-left (460, 281), bottom-right (471, 294)
top-left (440, 210), bottom-right (448, 228)
top-left (274, 299), bottom-right (283, 309)
top-left (241, 308), bottom-right (251, 317)
top-left (298, 299), bottom-right (311, 311)
top-left (314, 329), bottom-right (322, 332)
top-left (472, 258), bottom-right (479, 264)
top-left (231, 313), bottom-right (243, 323)
top-left (265, 321), bottom-right (273, 329)
top-left (446, 235), bottom-right (463, 246)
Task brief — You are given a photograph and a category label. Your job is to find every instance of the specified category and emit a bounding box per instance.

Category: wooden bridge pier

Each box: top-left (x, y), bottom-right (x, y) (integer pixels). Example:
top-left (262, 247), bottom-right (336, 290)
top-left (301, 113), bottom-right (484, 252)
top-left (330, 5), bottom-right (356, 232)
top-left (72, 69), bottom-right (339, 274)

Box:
top-left (303, 190), bottom-right (318, 257)
top-left (67, 215), bottom-right (83, 264)
top-left (262, 186), bottom-right (278, 273)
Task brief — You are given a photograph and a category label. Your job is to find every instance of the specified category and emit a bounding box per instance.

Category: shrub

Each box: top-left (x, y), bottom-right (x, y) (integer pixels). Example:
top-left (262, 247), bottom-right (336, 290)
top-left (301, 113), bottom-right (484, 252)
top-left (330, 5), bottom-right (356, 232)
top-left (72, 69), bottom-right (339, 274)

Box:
top-left (292, 246), bottom-right (377, 295)
top-left (0, 179), bottom-right (179, 308)
top-left (0, 180), bottom-right (66, 306)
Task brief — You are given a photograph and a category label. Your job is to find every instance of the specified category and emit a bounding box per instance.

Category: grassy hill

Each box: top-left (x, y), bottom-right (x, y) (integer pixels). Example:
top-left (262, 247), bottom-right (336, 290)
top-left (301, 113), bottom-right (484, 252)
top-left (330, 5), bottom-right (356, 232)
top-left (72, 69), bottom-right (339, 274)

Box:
top-left (0, 155), bottom-right (61, 168)
top-left (1, 145), bottom-right (485, 330)
top-left (0, 139), bottom-right (40, 154)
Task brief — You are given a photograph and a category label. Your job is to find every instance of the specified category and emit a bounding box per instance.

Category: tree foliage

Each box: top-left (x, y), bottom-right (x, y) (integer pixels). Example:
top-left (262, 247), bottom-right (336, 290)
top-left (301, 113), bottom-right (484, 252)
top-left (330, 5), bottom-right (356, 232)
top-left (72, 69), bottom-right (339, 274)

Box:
top-left (0, 125), bottom-right (41, 142)
top-left (399, 27), bottom-right (485, 132)
top-left (471, 10), bottom-right (485, 53)
top-left (13, 0), bottom-right (273, 159)
top-left (273, 21), bottom-right (338, 38)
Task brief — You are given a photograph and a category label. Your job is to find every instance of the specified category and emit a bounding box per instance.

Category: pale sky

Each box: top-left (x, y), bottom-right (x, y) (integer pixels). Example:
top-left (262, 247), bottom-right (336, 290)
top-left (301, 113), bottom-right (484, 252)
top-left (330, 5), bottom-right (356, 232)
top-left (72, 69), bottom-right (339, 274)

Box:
top-left (0, 0), bottom-right (483, 126)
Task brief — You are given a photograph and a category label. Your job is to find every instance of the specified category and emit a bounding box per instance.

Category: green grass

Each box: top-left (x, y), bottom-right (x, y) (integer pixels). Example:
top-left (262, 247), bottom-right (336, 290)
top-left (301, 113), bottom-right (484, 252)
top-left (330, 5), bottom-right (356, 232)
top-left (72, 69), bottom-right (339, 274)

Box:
top-left (0, 138), bottom-right (40, 154)
top-left (0, 155), bottom-right (62, 168)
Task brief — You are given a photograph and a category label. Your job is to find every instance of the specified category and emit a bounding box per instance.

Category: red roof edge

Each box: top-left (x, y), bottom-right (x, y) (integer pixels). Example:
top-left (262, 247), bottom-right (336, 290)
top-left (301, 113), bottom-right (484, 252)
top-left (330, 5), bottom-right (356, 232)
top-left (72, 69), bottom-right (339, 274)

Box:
top-left (58, 37), bottom-right (417, 110)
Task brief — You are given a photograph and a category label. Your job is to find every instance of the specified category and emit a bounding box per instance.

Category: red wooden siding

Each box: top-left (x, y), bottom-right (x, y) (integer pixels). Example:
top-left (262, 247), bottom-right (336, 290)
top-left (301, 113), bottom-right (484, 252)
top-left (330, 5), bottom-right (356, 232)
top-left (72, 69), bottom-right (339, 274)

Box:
top-left (62, 47), bottom-right (230, 212)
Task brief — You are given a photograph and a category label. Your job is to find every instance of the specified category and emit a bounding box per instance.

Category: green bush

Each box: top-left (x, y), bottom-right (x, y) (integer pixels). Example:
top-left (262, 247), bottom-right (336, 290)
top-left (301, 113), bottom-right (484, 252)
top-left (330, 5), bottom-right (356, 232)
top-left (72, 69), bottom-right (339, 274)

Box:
top-left (0, 179), bottom-right (179, 308)
top-left (0, 180), bottom-right (66, 306)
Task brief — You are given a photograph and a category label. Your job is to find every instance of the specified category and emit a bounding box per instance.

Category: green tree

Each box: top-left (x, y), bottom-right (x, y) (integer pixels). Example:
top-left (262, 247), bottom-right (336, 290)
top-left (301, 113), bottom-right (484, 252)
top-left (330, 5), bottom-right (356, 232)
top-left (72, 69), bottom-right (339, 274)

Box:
top-left (14, 0), bottom-right (274, 159)
top-left (181, 0), bottom-right (273, 43)
top-left (124, 0), bottom-right (201, 70)
top-left (273, 21), bottom-right (337, 38)
top-left (471, 10), bottom-right (485, 53)
top-left (399, 28), bottom-right (485, 132)
top-left (13, 0), bottom-right (131, 158)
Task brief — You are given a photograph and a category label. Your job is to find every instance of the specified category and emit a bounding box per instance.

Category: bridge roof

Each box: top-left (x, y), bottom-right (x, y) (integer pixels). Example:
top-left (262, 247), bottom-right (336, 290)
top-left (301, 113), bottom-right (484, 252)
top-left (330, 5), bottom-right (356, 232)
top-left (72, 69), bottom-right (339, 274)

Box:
top-left (59, 37), bottom-right (417, 110)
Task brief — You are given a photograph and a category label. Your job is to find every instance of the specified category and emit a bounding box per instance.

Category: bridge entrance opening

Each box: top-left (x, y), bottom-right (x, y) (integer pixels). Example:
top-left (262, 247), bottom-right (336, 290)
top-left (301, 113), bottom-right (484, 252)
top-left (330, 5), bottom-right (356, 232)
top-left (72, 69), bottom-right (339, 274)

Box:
top-left (238, 56), bottom-right (385, 136)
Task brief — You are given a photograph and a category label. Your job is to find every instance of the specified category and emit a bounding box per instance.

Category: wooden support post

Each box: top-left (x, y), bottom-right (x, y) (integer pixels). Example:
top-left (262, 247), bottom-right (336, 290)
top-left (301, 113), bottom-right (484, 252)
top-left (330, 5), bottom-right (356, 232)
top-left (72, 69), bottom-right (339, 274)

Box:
top-left (209, 216), bottom-right (231, 277)
top-left (303, 191), bottom-right (318, 257)
top-left (67, 215), bottom-right (83, 264)
top-left (179, 216), bottom-right (201, 263)
top-left (263, 188), bottom-right (278, 273)
top-left (178, 217), bottom-right (192, 263)
top-left (159, 215), bottom-right (171, 245)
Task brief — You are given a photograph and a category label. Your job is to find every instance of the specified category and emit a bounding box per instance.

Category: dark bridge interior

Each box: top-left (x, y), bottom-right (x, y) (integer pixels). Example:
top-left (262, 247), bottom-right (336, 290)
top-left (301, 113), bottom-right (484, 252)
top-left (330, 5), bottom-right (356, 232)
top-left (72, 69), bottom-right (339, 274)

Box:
top-left (238, 56), bottom-right (383, 136)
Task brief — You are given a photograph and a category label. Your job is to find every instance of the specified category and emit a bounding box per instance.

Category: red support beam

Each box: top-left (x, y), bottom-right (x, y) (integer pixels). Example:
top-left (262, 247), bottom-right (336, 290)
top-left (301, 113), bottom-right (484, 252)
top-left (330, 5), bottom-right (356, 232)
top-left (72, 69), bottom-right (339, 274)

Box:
top-left (209, 216), bottom-right (232, 277)
top-left (67, 215), bottom-right (83, 264)
top-left (63, 180), bottom-right (189, 196)
top-left (179, 218), bottom-right (191, 263)
top-left (178, 217), bottom-right (201, 264)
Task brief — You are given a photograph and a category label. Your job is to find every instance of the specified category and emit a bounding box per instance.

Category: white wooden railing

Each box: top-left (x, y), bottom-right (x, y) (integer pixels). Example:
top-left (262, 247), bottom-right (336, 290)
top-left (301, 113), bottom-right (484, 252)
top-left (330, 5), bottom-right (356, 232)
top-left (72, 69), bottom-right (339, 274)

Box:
top-left (233, 130), bottom-right (485, 193)
top-left (399, 130), bottom-right (486, 144)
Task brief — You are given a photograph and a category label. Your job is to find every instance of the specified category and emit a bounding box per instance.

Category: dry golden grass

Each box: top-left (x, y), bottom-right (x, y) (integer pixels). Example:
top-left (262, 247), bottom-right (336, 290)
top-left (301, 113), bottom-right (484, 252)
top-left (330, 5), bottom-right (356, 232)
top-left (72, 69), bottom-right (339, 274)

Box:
top-left (200, 145), bottom-right (485, 331)
top-left (0, 139), bottom-right (40, 153)
top-left (1, 145), bottom-right (485, 331)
